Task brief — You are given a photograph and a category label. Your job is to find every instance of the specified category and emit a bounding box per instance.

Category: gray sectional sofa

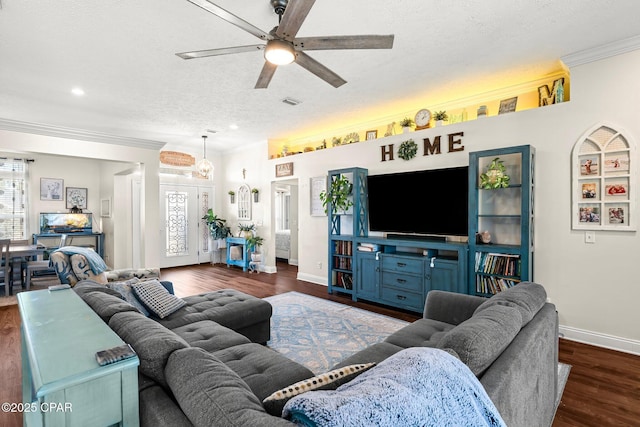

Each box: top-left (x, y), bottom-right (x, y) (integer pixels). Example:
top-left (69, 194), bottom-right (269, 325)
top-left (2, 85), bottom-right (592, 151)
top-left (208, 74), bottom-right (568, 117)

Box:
top-left (74, 280), bottom-right (558, 427)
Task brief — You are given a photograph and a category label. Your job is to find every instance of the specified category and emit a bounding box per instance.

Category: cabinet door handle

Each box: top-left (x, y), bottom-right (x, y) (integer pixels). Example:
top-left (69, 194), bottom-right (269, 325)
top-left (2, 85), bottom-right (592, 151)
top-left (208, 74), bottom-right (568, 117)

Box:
top-left (397, 262), bottom-right (406, 267)
top-left (396, 278), bottom-right (407, 284)
top-left (396, 295), bottom-right (407, 300)
top-left (430, 256), bottom-right (436, 268)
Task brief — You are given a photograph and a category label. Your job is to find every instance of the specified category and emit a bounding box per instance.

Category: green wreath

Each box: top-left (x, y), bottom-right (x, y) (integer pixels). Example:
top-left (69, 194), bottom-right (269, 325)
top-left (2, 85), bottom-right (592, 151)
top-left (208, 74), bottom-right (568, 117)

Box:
top-left (398, 139), bottom-right (417, 161)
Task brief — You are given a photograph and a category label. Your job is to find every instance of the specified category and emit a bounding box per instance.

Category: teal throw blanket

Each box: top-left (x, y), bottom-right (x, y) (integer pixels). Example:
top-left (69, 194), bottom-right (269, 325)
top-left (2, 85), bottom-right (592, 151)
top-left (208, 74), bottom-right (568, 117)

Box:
top-left (52, 246), bottom-right (107, 274)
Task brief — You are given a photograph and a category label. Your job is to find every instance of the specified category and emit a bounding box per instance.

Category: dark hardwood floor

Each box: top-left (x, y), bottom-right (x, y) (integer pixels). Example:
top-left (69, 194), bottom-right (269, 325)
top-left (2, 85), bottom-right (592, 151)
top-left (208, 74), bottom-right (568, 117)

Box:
top-left (1, 261), bottom-right (639, 427)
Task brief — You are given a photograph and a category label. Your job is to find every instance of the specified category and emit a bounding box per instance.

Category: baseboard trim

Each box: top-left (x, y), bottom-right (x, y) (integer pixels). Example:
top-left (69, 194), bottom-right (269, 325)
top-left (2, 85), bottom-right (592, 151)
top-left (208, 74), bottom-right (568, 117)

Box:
top-left (559, 325), bottom-right (640, 356)
top-left (296, 272), bottom-right (327, 286)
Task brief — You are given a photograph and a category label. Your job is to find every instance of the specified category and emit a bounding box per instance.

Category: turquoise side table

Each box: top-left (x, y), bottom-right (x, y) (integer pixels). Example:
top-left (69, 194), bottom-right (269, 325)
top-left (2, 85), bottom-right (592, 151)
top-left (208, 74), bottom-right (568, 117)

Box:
top-left (226, 237), bottom-right (249, 271)
top-left (18, 288), bottom-right (139, 426)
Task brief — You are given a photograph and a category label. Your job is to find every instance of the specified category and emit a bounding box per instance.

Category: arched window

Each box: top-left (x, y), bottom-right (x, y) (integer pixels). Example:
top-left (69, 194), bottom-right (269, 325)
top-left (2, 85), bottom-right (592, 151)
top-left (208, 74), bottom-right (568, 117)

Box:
top-left (572, 124), bottom-right (636, 231)
top-left (238, 184), bottom-right (251, 220)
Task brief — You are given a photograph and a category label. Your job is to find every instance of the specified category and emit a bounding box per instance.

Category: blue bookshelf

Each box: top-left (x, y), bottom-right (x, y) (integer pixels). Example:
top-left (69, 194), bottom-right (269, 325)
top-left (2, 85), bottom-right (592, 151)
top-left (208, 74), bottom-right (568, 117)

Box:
top-left (327, 167), bottom-right (368, 296)
top-left (468, 145), bottom-right (535, 296)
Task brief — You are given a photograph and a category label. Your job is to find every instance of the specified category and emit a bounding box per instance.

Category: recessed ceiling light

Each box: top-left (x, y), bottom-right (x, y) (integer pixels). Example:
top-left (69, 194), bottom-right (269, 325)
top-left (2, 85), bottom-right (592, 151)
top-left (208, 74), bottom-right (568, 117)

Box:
top-left (229, 124), bottom-right (239, 130)
top-left (71, 87), bottom-right (85, 96)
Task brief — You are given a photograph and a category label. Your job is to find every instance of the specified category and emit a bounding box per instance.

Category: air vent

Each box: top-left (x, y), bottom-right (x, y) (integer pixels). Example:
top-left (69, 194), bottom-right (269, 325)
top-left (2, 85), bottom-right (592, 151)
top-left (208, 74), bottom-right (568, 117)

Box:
top-left (282, 98), bottom-right (301, 106)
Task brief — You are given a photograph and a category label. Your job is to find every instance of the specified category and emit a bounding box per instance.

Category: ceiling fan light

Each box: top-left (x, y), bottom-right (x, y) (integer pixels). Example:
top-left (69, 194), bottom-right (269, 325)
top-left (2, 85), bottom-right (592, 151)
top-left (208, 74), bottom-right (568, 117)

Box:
top-left (265, 40), bottom-right (295, 65)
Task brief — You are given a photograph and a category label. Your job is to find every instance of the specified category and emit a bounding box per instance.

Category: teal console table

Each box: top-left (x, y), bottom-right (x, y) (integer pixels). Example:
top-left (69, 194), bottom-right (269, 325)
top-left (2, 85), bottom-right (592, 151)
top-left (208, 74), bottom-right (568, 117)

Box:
top-left (226, 236), bottom-right (250, 271)
top-left (18, 288), bottom-right (139, 426)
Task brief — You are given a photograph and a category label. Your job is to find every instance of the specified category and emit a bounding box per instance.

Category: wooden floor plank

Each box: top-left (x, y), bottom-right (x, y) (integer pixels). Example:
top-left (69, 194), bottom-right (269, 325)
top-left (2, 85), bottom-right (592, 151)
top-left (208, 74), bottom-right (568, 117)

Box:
top-left (1, 261), bottom-right (639, 427)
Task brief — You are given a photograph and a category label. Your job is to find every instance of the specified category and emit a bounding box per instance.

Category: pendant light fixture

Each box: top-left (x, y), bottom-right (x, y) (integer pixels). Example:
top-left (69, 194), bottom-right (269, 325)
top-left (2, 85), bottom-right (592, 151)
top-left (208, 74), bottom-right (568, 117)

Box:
top-left (197, 135), bottom-right (213, 178)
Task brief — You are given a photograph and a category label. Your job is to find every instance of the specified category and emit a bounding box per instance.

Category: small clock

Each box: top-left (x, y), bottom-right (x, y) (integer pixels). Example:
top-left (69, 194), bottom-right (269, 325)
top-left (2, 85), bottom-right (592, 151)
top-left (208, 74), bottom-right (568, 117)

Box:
top-left (414, 108), bottom-right (432, 130)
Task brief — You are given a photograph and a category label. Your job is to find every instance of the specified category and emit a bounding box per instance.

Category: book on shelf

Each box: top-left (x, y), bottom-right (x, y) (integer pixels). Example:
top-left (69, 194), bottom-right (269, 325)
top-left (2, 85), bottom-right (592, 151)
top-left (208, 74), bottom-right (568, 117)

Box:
top-left (475, 275), bottom-right (520, 295)
top-left (475, 252), bottom-right (521, 277)
top-left (333, 240), bottom-right (353, 256)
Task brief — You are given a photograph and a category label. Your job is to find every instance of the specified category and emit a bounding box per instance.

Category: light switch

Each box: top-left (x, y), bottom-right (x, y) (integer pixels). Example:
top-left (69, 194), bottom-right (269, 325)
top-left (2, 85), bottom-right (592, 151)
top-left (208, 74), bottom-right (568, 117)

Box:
top-left (585, 231), bottom-right (596, 244)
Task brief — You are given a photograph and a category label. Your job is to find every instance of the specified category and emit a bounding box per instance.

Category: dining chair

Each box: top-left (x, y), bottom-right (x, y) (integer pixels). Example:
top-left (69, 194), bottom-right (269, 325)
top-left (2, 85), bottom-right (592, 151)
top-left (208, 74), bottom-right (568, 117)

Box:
top-left (0, 239), bottom-right (12, 296)
top-left (24, 234), bottom-right (67, 289)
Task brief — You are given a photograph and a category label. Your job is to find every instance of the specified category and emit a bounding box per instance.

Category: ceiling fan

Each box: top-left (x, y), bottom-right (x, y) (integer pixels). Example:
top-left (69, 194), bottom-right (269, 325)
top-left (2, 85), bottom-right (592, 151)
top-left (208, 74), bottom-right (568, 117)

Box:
top-left (177, 0), bottom-right (394, 88)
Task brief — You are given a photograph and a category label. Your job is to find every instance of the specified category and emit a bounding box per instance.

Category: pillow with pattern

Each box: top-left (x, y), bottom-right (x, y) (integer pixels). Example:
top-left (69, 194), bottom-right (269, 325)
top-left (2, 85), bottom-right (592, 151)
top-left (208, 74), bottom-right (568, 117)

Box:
top-left (262, 363), bottom-right (375, 416)
top-left (131, 279), bottom-right (185, 319)
top-left (106, 277), bottom-right (150, 316)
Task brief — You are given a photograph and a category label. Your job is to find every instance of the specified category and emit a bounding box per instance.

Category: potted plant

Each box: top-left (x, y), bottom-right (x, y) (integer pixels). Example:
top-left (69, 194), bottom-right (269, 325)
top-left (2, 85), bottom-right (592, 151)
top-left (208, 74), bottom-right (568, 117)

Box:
top-left (228, 190), bottom-right (235, 203)
top-left (252, 188), bottom-right (259, 203)
top-left (480, 157), bottom-right (511, 189)
top-left (320, 174), bottom-right (353, 214)
top-left (433, 111), bottom-right (448, 126)
top-left (238, 223), bottom-right (256, 239)
top-left (202, 209), bottom-right (231, 250)
top-left (399, 117), bottom-right (415, 133)
top-left (246, 235), bottom-right (264, 258)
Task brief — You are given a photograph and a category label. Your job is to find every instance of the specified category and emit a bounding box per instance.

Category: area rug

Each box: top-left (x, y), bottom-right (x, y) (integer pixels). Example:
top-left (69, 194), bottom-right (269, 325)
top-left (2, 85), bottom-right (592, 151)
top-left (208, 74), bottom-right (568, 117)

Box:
top-left (264, 291), bottom-right (571, 414)
top-left (264, 291), bottom-right (409, 374)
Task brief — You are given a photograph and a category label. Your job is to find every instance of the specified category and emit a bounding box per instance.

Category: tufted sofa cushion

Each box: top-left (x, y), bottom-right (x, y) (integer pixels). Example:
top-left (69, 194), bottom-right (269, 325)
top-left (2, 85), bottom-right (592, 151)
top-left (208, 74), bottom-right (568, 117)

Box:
top-left (384, 318), bottom-right (455, 348)
top-left (109, 311), bottom-right (189, 389)
top-left (156, 289), bottom-right (273, 342)
top-left (437, 304), bottom-right (522, 376)
top-left (171, 320), bottom-right (252, 352)
top-left (165, 347), bottom-right (293, 427)
top-left (213, 343), bottom-right (315, 401)
top-left (473, 282), bottom-right (547, 327)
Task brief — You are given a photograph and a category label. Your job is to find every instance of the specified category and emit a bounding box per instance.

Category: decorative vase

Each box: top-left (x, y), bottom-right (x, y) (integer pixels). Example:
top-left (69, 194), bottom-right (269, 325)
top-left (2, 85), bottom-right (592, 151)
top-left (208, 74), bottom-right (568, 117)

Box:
top-left (253, 193), bottom-right (259, 203)
top-left (251, 253), bottom-right (262, 262)
top-left (402, 127), bottom-right (411, 134)
top-left (229, 194), bottom-right (235, 203)
top-left (435, 120), bottom-right (443, 127)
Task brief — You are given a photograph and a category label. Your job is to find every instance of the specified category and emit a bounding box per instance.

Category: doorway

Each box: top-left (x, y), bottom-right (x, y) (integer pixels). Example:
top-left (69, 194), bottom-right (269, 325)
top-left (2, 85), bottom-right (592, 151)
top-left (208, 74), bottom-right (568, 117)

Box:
top-left (159, 183), bottom-right (215, 268)
top-left (272, 179), bottom-right (298, 266)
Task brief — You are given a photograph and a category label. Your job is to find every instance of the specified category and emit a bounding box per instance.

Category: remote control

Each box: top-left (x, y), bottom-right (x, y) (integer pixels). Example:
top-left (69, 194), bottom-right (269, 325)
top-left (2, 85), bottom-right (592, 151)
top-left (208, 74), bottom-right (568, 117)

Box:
top-left (49, 284), bottom-right (71, 291)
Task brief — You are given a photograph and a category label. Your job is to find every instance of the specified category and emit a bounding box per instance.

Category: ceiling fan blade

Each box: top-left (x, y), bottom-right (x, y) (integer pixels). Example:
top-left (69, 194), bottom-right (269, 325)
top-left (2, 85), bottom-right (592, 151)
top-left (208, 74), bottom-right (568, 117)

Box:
top-left (275, 0), bottom-right (316, 40)
top-left (187, 0), bottom-right (270, 40)
top-left (255, 62), bottom-right (278, 89)
top-left (294, 35), bottom-right (394, 51)
top-left (295, 51), bottom-right (346, 88)
top-left (177, 44), bottom-right (265, 59)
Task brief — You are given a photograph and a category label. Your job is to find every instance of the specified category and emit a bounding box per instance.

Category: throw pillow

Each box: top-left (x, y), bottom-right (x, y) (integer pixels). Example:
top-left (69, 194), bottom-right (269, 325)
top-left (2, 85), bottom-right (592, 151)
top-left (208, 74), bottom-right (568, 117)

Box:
top-left (131, 279), bottom-right (186, 319)
top-left (107, 277), bottom-right (150, 316)
top-left (70, 253), bottom-right (108, 284)
top-left (262, 363), bottom-right (376, 416)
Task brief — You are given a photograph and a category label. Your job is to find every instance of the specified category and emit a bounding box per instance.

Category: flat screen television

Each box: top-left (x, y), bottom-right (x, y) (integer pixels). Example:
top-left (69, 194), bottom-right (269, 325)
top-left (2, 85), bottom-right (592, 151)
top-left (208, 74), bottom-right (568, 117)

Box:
top-left (367, 166), bottom-right (469, 237)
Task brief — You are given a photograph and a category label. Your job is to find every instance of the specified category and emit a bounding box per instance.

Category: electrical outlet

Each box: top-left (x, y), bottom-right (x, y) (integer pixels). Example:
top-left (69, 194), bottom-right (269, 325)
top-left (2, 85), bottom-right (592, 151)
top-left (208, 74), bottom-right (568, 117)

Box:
top-left (316, 262), bottom-right (322, 269)
top-left (585, 231), bottom-right (596, 244)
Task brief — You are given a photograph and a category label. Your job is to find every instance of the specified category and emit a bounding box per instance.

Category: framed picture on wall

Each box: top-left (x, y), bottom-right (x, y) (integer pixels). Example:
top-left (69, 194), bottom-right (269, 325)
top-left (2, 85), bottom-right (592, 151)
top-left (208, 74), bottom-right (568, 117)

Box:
top-left (100, 198), bottom-right (111, 218)
top-left (40, 178), bottom-right (64, 201)
top-left (66, 187), bottom-right (88, 209)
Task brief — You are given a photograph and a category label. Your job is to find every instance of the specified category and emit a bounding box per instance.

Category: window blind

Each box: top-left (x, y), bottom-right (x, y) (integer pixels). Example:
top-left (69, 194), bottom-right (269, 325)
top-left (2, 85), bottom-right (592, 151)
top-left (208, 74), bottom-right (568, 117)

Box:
top-left (0, 158), bottom-right (28, 240)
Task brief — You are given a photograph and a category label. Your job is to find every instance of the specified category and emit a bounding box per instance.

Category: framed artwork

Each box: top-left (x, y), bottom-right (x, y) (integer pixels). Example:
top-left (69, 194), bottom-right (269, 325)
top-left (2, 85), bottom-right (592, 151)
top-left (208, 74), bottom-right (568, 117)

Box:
top-left (498, 97), bottom-right (518, 114)
top-left (579, 156), bottom-right (598, 175)
top-left (366, 130), bottom-right (378, 140)
top-left (40, 178), bottom-right (64, 201)
top-left (310, 176), bottom-right (327, 216)
top-left (66, 187), bottom-right (88, 209)
top-left (100, 198), bottom-right (112, 218)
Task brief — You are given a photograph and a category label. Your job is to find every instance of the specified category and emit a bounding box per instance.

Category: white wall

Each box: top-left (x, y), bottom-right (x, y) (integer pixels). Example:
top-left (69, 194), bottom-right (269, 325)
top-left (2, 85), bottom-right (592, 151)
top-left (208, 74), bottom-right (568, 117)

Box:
top-left (222, 49), bottom-right (640, 353)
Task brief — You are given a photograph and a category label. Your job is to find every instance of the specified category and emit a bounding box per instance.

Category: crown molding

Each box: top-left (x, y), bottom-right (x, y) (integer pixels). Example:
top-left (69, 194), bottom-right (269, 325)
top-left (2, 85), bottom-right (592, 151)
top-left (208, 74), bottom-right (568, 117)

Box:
top-left (562, 35), bottom-right (640, 68)
top-left (0, 118), bottom-right (166, 150)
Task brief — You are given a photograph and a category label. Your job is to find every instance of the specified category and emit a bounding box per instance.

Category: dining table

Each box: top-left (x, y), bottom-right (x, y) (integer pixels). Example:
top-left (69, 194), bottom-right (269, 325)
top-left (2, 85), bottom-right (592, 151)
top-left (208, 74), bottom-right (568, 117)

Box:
top-left (8, 243), bottom-right (47, 291)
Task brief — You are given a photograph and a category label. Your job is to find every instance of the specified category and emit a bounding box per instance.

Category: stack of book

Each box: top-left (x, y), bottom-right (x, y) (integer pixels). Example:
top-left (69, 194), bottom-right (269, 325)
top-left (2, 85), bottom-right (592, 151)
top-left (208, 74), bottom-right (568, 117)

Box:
top-left (357, 243), bottom-right (380, 252)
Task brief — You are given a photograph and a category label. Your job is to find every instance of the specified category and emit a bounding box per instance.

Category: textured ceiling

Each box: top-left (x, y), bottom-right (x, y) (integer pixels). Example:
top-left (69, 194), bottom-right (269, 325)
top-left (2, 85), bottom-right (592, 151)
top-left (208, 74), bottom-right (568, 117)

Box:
top-left (1, 0), bottom-right (640, 153)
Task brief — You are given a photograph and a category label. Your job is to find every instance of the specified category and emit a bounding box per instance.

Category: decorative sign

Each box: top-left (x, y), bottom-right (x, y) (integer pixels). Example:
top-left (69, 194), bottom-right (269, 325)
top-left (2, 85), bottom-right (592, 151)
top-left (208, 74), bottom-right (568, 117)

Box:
top-left (538, 77), bottom-right (564, 106)
top-left (160, 151), bottom-right (196, 167)
top-left (380, 132), bottom-right (465, 162)
top-left (276, 162), bottom-right (294, 177)
top-left (310, 176), bottom-right (327, 216)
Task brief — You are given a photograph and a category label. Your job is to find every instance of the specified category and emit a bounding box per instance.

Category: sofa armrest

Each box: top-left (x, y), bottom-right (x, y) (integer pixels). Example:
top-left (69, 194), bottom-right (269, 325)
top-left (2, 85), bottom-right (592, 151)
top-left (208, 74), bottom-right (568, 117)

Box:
top-left (423, 290), bottom-right (487, 325)
top-left (105, 267), bottom-right (160, 282)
